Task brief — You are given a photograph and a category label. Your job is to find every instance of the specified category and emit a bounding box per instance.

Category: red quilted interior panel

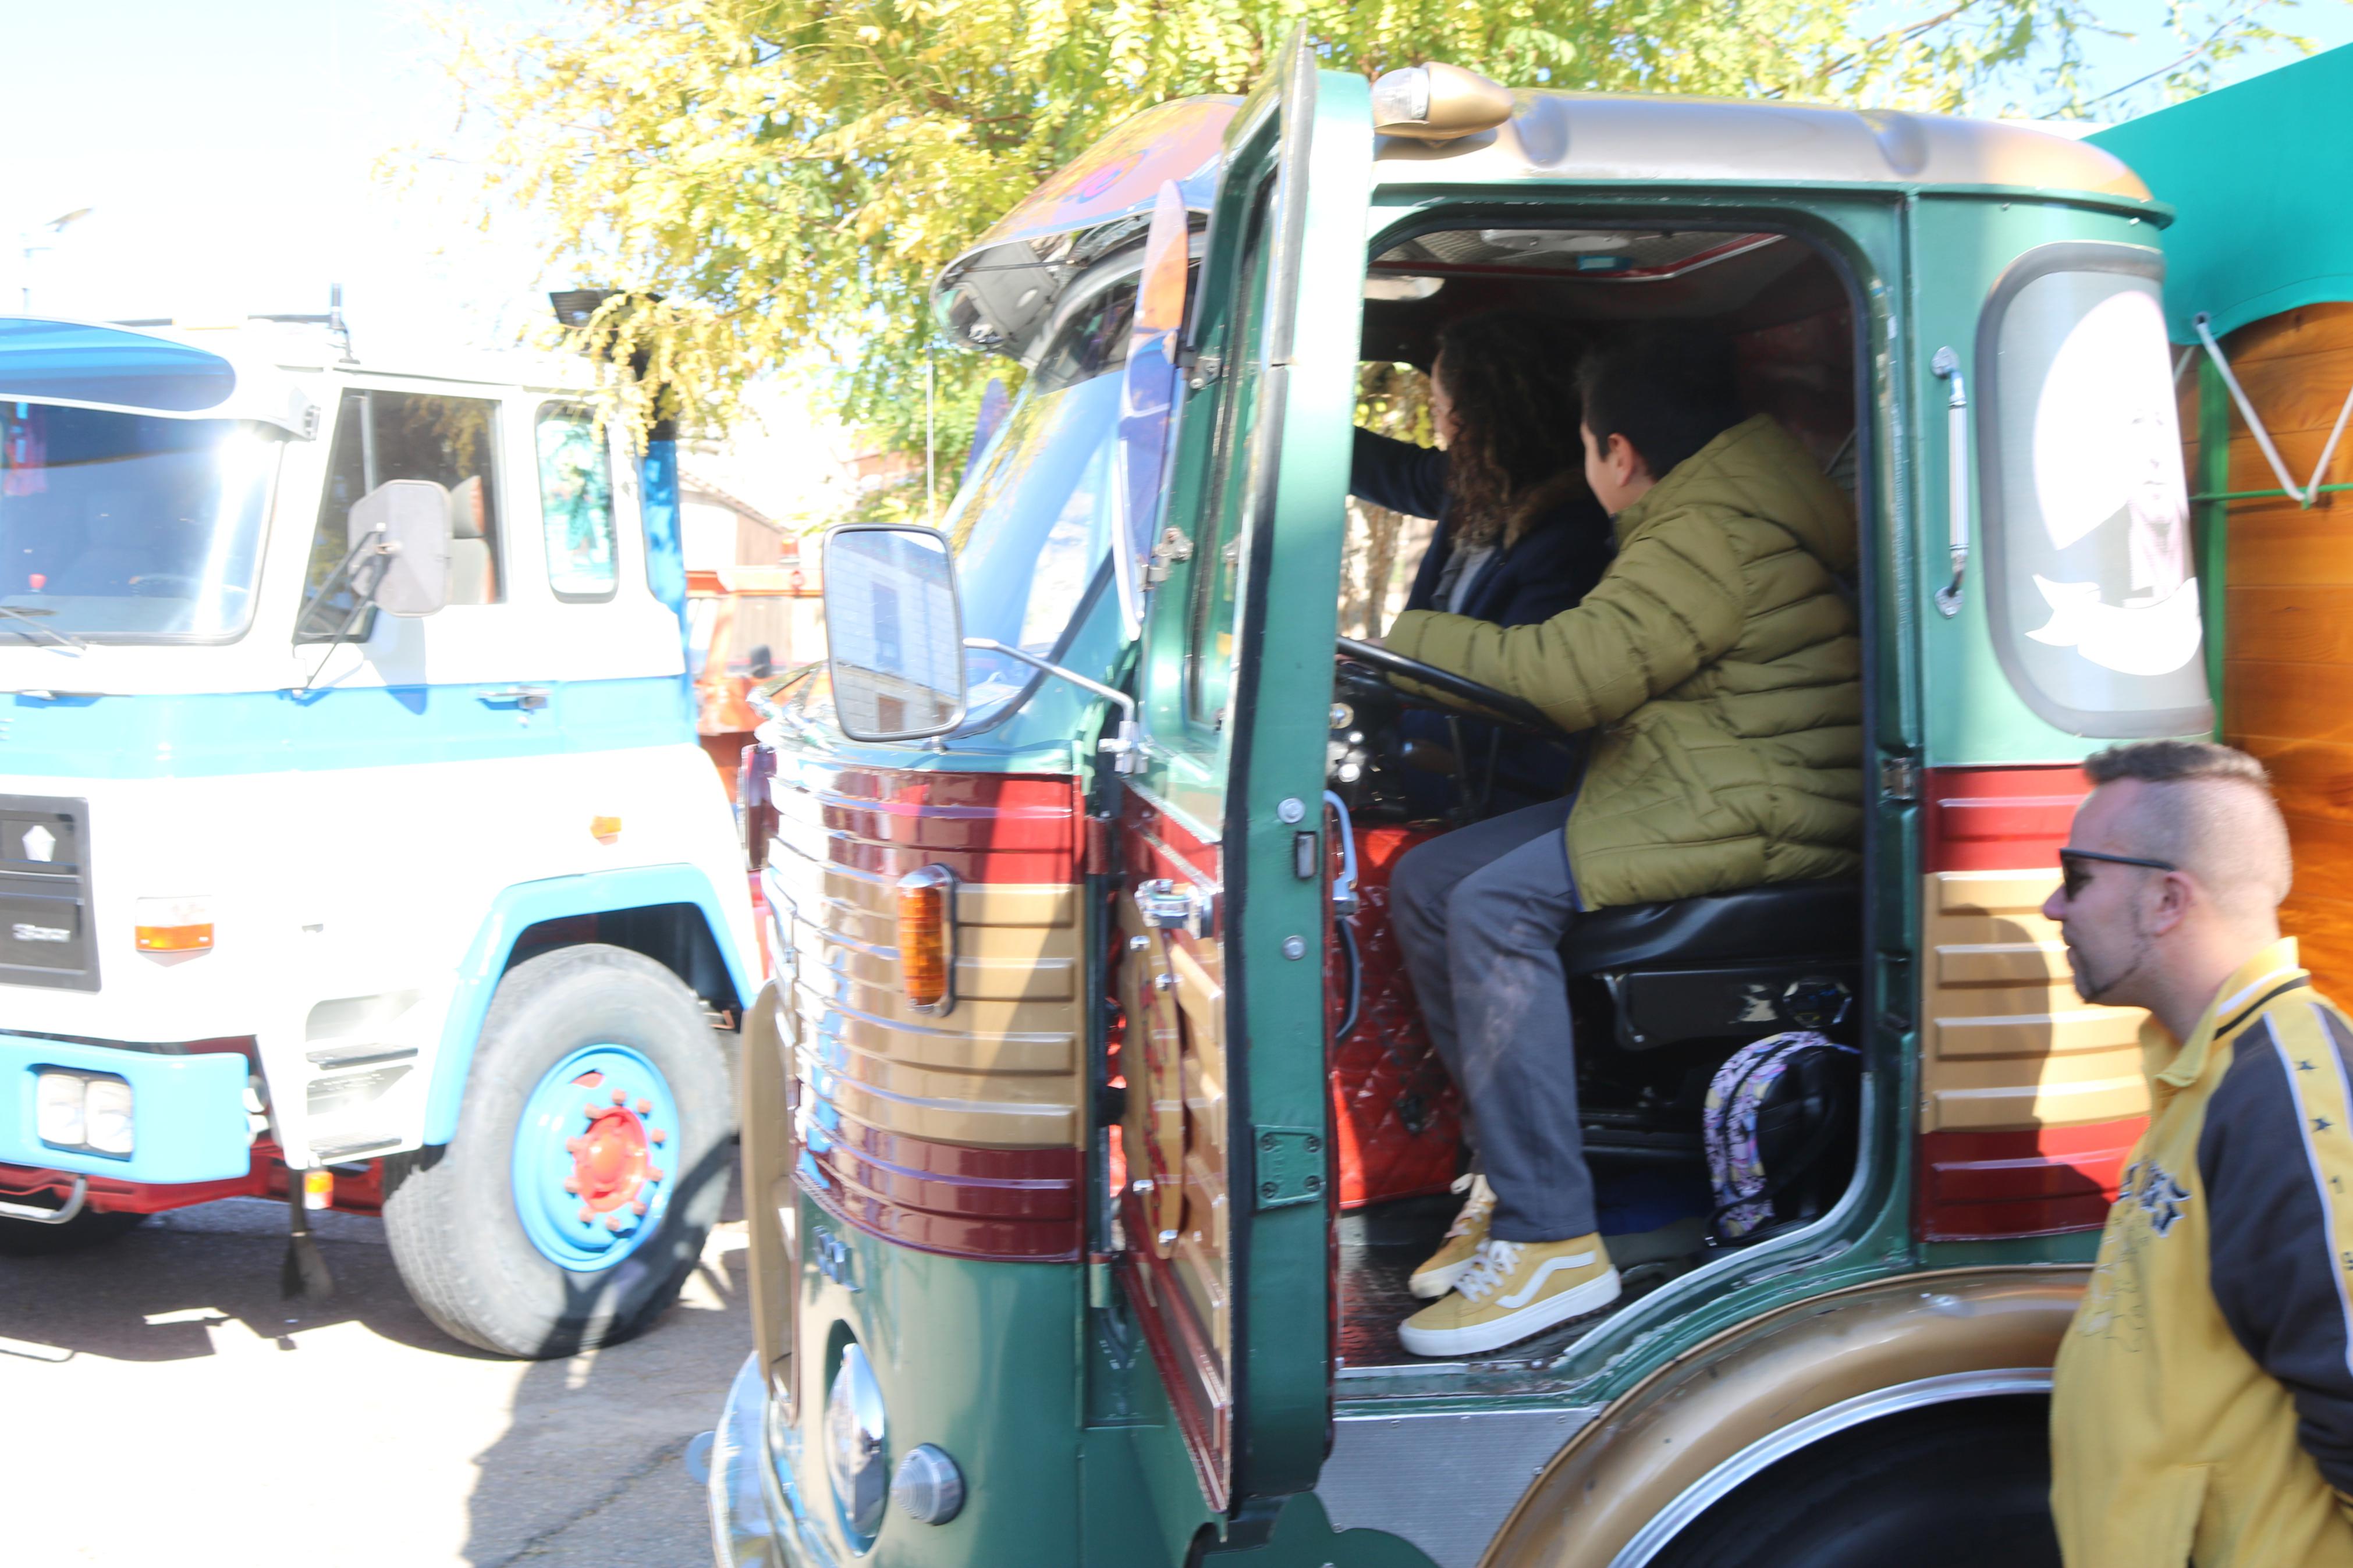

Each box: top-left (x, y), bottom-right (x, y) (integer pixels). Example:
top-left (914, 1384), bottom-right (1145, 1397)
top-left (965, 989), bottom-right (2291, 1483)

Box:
top-left (1326, 823), bottom-right (1465, 1208)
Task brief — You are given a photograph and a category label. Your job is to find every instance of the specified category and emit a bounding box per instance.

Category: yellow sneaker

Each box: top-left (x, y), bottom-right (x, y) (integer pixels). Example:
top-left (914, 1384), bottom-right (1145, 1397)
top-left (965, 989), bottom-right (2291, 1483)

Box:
top-left (1409, 1174), bottom-right (1495, 1300)
top-left (1398, 1233), bottom-right (1620, 1357)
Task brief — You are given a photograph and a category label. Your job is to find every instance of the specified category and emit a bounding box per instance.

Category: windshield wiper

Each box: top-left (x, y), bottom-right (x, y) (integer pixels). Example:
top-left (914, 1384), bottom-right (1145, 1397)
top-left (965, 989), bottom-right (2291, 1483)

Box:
top-left (0, 605), bottom-right (87, 652)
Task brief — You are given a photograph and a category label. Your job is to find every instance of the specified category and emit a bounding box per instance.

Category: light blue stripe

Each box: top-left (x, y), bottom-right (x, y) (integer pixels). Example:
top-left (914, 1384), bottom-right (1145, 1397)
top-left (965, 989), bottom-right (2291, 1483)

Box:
top-left (0, 1034), bottom-right (250, 1183)
top-left (423, 863), bottom-right (753, 1145)
top-left (0, 674), bottom-right (693, 778)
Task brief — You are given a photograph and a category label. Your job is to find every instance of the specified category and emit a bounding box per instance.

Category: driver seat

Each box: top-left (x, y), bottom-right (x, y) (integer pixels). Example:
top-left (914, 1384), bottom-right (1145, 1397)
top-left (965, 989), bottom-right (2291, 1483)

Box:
top-left (1563, 880), bottom-right (1861, 1053)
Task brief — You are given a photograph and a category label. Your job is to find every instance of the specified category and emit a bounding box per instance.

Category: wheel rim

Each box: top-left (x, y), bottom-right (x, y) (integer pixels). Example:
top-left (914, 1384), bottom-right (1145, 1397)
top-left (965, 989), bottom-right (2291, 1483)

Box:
top-left (512, 1043), bottom-right (682, 1272)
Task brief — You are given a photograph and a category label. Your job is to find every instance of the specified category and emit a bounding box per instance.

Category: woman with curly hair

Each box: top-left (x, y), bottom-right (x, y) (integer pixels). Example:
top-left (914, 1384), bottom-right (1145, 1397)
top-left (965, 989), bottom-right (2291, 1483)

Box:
top-left (1351, 310), bottom-right (1611, 808)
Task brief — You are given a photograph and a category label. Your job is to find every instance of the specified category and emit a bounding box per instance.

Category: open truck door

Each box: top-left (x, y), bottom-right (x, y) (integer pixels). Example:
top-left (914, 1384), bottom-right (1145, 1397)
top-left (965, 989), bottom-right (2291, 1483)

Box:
top-left (1110, 34), bottom-right (1372, 1513)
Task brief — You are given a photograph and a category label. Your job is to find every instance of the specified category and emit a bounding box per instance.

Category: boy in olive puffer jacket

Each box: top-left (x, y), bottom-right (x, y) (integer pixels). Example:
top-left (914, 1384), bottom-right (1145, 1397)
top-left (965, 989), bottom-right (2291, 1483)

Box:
top-left (1387, 329), bottom-right (1860, 1357)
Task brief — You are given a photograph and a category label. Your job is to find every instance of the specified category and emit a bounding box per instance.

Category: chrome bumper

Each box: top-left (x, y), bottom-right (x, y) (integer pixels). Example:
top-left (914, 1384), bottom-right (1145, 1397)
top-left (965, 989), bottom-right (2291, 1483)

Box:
top-left (709, 1350), bottom-right (838, 1568)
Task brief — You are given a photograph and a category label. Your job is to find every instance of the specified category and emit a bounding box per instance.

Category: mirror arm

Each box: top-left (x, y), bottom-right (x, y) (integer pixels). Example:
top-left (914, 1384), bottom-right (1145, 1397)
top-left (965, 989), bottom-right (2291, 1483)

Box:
top-left (961, 637), bottom-right (1143, 774)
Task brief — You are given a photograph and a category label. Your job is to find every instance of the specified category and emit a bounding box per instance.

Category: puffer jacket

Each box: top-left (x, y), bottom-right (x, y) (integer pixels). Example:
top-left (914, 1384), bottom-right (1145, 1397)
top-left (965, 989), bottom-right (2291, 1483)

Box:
top-left (1384, 413), bottom-right (1861, 909)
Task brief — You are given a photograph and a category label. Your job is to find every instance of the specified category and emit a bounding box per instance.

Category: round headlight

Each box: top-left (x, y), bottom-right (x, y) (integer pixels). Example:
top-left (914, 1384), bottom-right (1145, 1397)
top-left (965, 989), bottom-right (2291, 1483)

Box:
top-left (825, 1343), bottom-right (888, 1543)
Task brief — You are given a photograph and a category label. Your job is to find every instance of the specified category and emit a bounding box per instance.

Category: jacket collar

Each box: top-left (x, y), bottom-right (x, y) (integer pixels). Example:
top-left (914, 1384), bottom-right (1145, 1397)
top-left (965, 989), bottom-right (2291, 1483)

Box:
top-left (2145, 937), bottom-right (2308, 1090)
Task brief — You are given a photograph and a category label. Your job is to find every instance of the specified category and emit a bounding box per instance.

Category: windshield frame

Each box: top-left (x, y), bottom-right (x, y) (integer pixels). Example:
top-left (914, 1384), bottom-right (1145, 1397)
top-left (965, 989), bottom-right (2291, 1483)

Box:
top-left (0, 404), bottom-right (286, 648)
top-left (933, 248), bottom-right (1149, 738)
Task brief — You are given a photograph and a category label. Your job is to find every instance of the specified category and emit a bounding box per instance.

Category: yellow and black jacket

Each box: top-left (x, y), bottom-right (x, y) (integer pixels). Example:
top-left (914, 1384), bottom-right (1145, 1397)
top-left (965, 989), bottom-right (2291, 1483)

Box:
top-left (2053, 938), bottom-right (2353, 1566)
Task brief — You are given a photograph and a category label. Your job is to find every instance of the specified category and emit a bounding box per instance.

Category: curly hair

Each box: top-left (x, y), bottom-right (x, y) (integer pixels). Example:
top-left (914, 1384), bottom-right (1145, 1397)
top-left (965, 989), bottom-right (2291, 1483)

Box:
top-left (1435, 311), bottom-right (1591, 547)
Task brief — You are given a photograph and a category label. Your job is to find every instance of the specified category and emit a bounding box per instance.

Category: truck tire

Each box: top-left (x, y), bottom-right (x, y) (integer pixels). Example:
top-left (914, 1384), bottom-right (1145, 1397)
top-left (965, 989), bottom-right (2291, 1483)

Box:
top-left (0, 1207), bottom-right (147, 1257)
top-left (382, 944), bottom-right (733, 1358)
top-left (1642, 1396), bottom-right (2058, 1568)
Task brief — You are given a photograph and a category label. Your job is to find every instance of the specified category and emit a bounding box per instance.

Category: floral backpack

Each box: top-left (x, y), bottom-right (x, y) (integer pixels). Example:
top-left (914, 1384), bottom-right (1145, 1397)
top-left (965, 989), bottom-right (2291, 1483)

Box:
top-left (1702, 1031), bottom-right (1861, 1243)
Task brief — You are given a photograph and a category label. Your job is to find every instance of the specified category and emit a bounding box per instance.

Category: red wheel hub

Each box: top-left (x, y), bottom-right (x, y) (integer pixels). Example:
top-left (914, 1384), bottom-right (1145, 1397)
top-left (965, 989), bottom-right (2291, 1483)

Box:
top-left (572, 1106), bottom-right (650, 1214)
top-left (556, 1073), bottom-right (670, 1226)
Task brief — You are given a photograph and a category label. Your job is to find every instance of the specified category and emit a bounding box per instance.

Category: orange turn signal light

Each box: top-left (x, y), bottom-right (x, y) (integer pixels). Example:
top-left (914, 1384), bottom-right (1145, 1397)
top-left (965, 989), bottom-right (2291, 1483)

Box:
top-left (134, 896), bottom-right (215, 953)
top-left (895, 865), bottom-right (956, 1015)
top-left (590, 815), bottom-right (623, 845)
top-left (136, 923), bottom-right (214, 952)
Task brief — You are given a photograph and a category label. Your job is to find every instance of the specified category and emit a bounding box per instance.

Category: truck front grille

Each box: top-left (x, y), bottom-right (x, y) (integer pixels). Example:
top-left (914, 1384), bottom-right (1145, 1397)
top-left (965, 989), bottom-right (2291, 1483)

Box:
top-left (0, 795), bottom-right (97, 991)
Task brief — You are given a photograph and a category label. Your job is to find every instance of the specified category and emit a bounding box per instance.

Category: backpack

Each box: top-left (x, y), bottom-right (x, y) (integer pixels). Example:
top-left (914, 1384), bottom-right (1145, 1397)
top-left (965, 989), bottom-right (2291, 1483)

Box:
top-left (1703, 1031), bottom-right (1860, 1243)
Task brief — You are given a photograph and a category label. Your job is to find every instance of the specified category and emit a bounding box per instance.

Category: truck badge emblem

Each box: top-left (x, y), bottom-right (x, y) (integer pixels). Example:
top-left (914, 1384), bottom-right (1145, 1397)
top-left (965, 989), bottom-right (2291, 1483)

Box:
top-left (11, 922), bottom-right (68, 943)
top-left (21, 824), bottom-right (54, 863)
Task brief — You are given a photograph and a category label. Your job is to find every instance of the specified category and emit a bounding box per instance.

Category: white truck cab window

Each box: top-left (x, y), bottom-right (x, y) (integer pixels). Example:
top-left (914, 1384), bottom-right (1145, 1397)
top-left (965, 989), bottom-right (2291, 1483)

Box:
top-left (300, 389), bottom-right (503, 641)
top-left (535, 403), bottom-right (617, 601)
top-left (0, 403), bottom-right (276, 643)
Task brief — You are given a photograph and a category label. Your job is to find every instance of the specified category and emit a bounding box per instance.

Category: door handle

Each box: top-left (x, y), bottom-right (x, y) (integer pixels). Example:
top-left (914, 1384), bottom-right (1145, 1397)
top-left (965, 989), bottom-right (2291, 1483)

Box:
top-left (1932, 346), bottom-right (1969, 618)
top-left (478, 685), bottom-right (551, 710)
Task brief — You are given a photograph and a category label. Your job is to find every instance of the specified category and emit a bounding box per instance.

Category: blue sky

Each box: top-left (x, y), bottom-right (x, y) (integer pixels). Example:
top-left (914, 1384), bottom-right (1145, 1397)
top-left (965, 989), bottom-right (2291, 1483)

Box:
top-left (3, 0), bottom-right (2349, 358)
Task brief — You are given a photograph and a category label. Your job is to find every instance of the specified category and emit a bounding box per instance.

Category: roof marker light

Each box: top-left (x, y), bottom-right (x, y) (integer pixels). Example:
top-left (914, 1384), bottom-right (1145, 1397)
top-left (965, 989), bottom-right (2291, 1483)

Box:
top-left (1369, 62), bottom-right (1514, 142)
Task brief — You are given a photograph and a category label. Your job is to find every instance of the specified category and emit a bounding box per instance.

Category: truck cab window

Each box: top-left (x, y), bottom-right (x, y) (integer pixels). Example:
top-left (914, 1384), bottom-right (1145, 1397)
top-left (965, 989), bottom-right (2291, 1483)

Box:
top-left (301, 389), bottom-right (502, 640)
top-left (1186, 182), bottom-right (1276, 730)
top-left (1977, 247), bottom-right (2210, 736)
top-left (535, 404), bottom-right (617, 601)
top-left (0, 404), bottom-right (276, 643)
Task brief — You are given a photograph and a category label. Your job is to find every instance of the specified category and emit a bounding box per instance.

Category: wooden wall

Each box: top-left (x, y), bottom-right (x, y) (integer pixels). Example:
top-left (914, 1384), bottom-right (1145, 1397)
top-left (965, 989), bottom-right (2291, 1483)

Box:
top-left (2189, 302), bottom-right (2353, 993)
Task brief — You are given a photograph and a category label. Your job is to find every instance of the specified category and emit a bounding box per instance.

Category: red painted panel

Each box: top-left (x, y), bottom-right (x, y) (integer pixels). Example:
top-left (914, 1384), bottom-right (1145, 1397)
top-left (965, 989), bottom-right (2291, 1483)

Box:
top-left (1917, 1119), bottom-right (2139, 1240)
top-left (1115, 789), bottom-right (1223, 886)
top-left (803, 1155), bottom-right (1081, 1262)
top-left (769, 759), bottom-right (1081, 884)
top-left (1326, 824), bottom-right (1463, 1208)
top-left (797, 1118), bottom-right (1082, 1260)
top-left (1924, 763), bottom-right (2090, 872)
top-left (1116, 1192), bottom-right (1232, 1510)
top-left (0, 1140), bottom-right (384, 1216)
top-left (1918, 763), bottom-right (2140, 1242)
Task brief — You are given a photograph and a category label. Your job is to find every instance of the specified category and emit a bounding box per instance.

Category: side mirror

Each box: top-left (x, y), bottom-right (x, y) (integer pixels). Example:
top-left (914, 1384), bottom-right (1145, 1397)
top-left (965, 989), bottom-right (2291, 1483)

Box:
top-left (349, 479), bottom-right (452, 617)
top-left (821, 524), bottom-right (966, 741)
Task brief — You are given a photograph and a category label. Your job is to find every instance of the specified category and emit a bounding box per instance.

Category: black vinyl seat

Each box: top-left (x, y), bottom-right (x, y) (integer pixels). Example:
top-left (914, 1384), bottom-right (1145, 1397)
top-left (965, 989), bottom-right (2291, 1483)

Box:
top-left (1562, 880), bottom-right (1862, 976)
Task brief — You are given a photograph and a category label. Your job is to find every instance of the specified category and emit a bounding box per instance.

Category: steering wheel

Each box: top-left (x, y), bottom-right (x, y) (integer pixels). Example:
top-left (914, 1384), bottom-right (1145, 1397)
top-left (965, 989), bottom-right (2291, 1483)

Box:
top-left (1334, 635), bottom-right (1564, 735)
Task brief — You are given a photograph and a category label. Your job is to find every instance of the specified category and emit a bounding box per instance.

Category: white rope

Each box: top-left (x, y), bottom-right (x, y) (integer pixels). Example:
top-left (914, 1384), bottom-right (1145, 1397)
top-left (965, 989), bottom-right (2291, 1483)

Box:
top-left (2194, 311), bottom-right (2353, 508)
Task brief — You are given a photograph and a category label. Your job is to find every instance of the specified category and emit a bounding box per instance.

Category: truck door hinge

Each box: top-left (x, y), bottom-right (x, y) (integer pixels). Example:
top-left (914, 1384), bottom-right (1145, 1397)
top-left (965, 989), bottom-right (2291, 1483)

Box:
top-left (1251, 1126), bottom-right (1325, 1210)
top-left (1144, 527), bottom-right (1194, 586)
top-left (1879, 755), bottom-right (1920, 805)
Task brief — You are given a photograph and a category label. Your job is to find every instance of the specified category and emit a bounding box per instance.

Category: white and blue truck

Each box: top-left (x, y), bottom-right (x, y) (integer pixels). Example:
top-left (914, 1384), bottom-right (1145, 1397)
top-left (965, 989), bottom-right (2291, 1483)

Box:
top-left (0, 312), bottom-right (757, 1357)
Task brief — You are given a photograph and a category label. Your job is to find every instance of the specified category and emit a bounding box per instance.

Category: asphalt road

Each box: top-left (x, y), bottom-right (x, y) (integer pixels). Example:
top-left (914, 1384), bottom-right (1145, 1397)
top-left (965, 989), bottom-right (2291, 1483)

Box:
top-left (0, 1181), bottom-right (748, 1568)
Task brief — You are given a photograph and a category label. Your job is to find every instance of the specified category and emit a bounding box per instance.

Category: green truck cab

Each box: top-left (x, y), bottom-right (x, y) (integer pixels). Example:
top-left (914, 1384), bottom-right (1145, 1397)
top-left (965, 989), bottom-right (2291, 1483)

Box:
top-left (710, 40), bottom-right (2221, 1567)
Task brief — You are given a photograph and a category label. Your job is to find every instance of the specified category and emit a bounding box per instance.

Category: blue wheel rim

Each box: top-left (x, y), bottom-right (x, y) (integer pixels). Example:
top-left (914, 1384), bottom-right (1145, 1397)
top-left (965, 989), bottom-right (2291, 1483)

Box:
top-left (512, 1043), bottom-right (682, 1272)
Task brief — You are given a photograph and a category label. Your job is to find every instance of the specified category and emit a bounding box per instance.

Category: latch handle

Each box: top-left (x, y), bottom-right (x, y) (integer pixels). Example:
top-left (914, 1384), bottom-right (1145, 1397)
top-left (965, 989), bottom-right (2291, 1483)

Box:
top-left (1932, 346), bottom-right (1969, 619)
top-left (1133, 877), bottom-right (1212, 937)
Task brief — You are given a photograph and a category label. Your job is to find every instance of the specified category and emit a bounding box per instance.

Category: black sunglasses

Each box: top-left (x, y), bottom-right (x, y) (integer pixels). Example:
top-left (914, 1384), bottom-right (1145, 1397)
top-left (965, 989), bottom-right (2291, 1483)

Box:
top-left (2058, 848), bottom-right (2178, 899)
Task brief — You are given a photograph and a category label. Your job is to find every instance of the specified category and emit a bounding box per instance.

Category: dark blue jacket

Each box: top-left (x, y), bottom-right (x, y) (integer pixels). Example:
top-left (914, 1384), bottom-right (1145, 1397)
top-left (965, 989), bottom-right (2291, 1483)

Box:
top-left (1351, 430), bottom-right (1612, 809)
top-left (1352, 430), bottom-right (1610, 628)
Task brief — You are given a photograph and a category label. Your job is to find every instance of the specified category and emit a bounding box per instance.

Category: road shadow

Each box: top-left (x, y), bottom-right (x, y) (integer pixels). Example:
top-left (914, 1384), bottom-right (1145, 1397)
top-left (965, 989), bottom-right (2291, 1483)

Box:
top-left (459, 1153), bottom-right (750, 1567)
top-left (0, 1197), bottom-right (490, 1363)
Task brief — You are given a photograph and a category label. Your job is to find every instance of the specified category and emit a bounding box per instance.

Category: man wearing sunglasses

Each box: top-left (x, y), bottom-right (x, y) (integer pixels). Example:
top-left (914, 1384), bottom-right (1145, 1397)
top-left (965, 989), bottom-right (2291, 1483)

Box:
top-left (2045, 740), bottom-right (2353, 1567)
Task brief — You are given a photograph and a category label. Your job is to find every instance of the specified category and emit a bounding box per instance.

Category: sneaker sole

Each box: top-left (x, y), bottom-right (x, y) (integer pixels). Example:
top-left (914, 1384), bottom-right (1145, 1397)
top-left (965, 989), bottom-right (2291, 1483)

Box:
top-left (1397, 1268), bottom-right (1623, 1358)
top-left (1408, 1257), bottom-right (1472, 1300)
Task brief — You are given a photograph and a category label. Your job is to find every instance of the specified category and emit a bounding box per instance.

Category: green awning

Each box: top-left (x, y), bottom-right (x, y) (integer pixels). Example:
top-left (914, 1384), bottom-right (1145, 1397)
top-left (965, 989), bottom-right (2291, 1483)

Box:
top-left (2091, 44), bottom-right (2353, 342)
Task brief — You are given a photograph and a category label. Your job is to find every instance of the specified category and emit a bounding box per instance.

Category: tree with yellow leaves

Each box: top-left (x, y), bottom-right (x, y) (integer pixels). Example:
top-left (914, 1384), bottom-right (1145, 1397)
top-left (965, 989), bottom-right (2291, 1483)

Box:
top-left (443, 0), bottom-right (2306, 478)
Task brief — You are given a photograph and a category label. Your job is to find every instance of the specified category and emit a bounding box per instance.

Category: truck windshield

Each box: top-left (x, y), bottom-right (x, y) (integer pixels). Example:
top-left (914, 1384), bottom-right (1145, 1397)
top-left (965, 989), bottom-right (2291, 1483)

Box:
top-left (945, 273), bottom-right (1142, 728)
top-left (0, 403), bottom-right (278, 643)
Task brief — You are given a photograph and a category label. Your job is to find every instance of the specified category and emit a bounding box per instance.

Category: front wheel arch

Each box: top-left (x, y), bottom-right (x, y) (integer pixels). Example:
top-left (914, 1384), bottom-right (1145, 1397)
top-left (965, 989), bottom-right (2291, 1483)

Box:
top-left (1638, 1393), bottom-right (2058, 1568)
top-left (1481, 1267), bottom-right (2085, 1568)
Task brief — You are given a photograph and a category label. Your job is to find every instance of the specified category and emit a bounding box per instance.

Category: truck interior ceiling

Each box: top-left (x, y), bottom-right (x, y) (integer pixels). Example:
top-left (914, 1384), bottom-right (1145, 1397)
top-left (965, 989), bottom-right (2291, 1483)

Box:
top-left (1330, 220), bottom-right (1867, 1370)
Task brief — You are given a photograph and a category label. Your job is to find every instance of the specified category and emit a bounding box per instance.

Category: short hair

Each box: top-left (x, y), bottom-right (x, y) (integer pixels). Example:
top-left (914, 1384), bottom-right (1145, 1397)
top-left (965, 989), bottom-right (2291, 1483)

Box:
top-left (2084, 741), bottom-right (2292, 917)
top-left (1575, 327), bottom-right (1743, 481)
